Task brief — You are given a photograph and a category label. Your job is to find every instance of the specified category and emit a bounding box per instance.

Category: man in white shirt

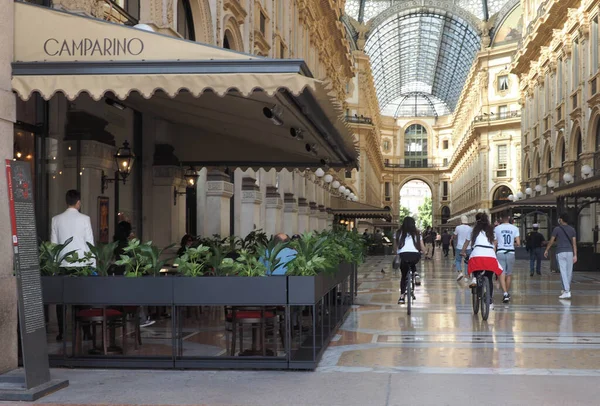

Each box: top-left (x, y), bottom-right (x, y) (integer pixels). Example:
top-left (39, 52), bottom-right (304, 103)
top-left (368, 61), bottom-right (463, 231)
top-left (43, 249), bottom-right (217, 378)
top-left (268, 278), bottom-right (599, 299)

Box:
top-left (50, 190), bottom-right (94, 341)
top-left (452, 215), bottom-right (472, 281)
top-left (494, 211), bottom-right (520, 299)
top-left (51, 189), bottom-right (95, 268)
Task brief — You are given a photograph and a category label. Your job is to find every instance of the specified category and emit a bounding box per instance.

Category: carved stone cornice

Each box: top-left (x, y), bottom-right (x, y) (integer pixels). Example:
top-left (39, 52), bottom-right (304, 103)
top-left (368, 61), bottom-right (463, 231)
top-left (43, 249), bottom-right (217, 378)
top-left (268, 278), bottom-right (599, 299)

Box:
top-left (223, 0), bottom-right (247, 24)
top-left (52, 0), bottom-right (104, 18)
top-left (206, 180), bottom-right (234, 198)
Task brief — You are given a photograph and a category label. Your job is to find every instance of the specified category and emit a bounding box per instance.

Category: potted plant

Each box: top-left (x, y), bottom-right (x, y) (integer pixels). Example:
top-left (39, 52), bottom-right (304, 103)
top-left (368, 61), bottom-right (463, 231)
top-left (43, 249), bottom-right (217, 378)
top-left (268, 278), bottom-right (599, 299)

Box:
top-left (39, 237), bottom-right (77, 303)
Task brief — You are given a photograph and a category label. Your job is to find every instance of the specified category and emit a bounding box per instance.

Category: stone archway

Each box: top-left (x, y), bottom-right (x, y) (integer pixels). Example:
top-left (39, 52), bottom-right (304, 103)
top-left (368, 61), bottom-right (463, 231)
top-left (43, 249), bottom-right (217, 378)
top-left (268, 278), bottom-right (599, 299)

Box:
top-left (222, 16), bottom-right (244, 51)
top-left (188, 0), bottom-right (214, 44)
top-left (398, 176), bottom-right (435, 228)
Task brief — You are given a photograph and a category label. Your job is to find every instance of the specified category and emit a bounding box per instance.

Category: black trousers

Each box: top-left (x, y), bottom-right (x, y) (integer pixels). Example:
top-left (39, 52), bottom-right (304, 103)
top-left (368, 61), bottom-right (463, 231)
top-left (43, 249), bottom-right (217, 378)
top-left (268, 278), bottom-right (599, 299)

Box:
top-left (399, 252), bottom-right (421, 294)
top-left (442, 244), bottom-right (450, 256)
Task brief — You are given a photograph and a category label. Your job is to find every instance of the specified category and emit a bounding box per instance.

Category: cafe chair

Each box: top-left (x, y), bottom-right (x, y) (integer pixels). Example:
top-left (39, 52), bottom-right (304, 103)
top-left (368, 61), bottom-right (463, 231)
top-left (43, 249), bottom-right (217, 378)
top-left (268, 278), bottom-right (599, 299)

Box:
top-left (226, 306), bottom-right (284, 357)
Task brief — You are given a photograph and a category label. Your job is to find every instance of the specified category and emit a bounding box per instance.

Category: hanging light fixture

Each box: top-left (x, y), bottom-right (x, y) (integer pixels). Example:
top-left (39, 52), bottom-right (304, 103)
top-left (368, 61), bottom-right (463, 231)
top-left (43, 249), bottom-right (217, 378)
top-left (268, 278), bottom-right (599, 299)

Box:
top-left (332, 180), bottom-right (340, 189)
top-left (525, 187), bottom-right (532, 196)
top-left (324, 174), bottom-right (333, 183)
top-left (174, 167), bottom-right (200, 205)
top-left (101, 140), bottom-right (136, 194)
top-left (563, 172), bottom-right (574, 184)
top-left (315, 168), bottom-right (325, 178)
top-left (535, 184), bottom-right (542, 193)
top-left (547, 179), bottom-right (556, 189)
top-left (339, 185), bottom-right (346, 194)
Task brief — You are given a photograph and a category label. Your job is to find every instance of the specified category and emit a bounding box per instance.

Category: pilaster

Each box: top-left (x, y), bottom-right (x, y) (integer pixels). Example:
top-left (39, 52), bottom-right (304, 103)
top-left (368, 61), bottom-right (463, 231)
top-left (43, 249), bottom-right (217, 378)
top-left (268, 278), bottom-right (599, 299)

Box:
top-left (283, 193), bottom-right (298, 236)
top-left (297, 197), bottom-right (310, 234)
top-left (240, 176), bottom-right (262, 238)
top-left (309, 201), bottom-right (319, 232)
top-left (264, 185), bottom-right (283, 237)
top-left (205, 170), bottom-right (234, 238)
top-left (152, 165), bottom-right (184, 249)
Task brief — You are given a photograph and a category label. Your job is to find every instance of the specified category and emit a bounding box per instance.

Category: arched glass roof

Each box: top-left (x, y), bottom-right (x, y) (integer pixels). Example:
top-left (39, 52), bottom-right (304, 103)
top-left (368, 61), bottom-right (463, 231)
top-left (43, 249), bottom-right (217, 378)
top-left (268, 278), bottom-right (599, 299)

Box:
top-left (345, 0), bottom-right (513, 23)
top-left (364, 11), bottom-right (480, 116)
top-left (381, 92), bottom-right (451, 118)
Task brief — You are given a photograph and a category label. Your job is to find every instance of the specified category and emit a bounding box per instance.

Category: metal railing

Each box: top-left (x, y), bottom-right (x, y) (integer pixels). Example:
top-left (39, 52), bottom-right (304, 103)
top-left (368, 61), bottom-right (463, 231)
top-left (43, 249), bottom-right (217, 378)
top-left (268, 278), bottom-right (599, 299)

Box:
top-left (345, 115), bottom-right (373, 124)
top-left (473, 110), bottom-right (521, 123)
top-left (384, 163), bottom-right (444, 169)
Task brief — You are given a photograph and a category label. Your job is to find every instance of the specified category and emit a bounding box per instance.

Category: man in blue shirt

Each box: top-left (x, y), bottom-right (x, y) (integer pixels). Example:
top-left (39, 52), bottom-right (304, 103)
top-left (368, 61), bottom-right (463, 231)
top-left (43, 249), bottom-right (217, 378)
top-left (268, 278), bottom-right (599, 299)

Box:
top-left (261, 233), bottom-right (297, 275)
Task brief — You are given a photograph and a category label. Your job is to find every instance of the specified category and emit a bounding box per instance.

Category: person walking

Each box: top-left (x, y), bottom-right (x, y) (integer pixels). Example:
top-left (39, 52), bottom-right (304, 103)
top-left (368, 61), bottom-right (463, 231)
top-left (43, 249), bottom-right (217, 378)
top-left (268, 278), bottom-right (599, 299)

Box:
top-left (494, 212), bottom-right (520, 299)
top-left (441, 230), bottom-right (452, 257)
top-left (394, 216), bottom-right (426, 304)
top-left (526, 224), bottom-right (545, 276)
top-left (452, 215), bottom-right (472, 281)
top-left (545, 213), bottom-right (577, 299)
top-left (50, 189), bottom-right (95, 341)
top-left (423, 226), bottom-right (433, 259)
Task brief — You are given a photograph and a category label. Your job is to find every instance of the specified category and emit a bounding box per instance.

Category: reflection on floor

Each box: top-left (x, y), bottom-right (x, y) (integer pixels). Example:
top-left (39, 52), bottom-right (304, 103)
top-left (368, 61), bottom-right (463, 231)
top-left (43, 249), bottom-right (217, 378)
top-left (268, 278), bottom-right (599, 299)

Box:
top-left (319, 252), bottom-right (600, 375)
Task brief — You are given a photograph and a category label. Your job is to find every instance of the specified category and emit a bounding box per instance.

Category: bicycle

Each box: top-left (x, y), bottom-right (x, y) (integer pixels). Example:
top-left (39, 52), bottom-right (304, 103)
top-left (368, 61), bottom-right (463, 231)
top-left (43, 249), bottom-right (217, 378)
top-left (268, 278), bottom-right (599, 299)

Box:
top-left (404, 262), bottom-right (418, 316)
top-left (471, 271), bottom-right (492, 321)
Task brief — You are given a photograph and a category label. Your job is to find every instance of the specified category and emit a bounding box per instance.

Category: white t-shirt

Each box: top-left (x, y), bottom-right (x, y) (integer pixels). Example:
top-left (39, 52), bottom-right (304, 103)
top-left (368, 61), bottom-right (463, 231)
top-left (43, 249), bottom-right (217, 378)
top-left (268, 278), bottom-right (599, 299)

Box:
top-left (470, 231), bottom-right (497, 258)
top-left (454, 224), bottom-right (472, 250)
top-left (396, 232), bottom-right (422, 254)
top-left (494, 223), bottom-right (520, 252)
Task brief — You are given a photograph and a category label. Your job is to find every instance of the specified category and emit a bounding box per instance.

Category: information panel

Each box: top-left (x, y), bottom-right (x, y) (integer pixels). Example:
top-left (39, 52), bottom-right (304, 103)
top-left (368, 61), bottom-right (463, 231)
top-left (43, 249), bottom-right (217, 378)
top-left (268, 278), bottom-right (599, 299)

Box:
top-left (5, 160), bottom-right (51, 389)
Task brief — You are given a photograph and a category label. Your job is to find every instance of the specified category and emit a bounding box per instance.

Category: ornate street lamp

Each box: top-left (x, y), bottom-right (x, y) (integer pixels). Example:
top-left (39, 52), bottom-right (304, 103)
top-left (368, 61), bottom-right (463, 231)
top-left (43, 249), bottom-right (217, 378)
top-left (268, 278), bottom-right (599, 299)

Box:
top-left (174, 166), bottom-right (200, 205)
top-left (101, 140), bottom-right (135, 194)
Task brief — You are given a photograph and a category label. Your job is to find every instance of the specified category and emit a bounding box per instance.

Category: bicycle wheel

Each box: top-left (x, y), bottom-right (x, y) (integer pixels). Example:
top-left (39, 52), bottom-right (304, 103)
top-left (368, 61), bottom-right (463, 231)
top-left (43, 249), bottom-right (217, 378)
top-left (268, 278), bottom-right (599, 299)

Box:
top-left (406, 272), bottom-right (412, 316)
top-left (472, 285), bottom-right (479, 315)
top-left (480, 275), bottom-right (490, 321)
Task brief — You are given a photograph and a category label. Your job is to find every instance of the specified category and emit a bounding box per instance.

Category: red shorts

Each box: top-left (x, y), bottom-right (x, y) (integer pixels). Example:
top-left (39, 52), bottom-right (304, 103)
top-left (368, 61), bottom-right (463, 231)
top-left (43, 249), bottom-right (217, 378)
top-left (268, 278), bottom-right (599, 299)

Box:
top-left (467, 257), bottom-right (503, 276)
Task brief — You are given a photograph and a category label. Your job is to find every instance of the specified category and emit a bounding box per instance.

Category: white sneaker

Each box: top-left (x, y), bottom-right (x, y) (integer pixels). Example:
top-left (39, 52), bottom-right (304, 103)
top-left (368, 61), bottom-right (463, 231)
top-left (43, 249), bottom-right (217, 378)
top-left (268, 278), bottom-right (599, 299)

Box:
top-left (559, 291), bottom-right (571, 299)
top-left (490, 303), bottom-right (494, 310)
top-left (469, 277), bottom-right (477, 287)
top-left (456, 273), bottom-right (464, 281)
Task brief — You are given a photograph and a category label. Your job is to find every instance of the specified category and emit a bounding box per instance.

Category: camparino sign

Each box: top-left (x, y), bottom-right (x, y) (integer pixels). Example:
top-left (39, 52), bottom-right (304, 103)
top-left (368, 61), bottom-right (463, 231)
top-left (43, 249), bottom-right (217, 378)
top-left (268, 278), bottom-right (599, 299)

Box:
top-left (43, 37), bottom-right (144, 57)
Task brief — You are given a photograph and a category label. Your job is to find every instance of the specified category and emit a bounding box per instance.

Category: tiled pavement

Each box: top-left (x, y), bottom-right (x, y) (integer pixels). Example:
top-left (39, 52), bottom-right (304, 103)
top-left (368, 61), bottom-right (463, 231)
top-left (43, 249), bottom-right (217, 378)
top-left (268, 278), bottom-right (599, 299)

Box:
top-left (4, 252), bottom-right (600, 405)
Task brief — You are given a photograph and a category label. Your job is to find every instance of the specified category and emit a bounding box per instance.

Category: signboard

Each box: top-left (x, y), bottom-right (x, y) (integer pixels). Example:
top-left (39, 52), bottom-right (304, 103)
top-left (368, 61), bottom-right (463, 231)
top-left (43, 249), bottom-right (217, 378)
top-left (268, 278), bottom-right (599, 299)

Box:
top-left (5, 160), bottom-right (51, 389)
top-left (98, 197), bottom-right (109, 244)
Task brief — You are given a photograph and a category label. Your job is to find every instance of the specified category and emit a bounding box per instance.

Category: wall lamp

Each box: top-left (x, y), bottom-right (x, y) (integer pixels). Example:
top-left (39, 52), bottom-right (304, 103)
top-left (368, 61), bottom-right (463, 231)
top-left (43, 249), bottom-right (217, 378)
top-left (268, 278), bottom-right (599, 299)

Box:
top-left (263, 105), bottom-right (284, 126)
top-left (174, 166), bottom-right (200, 205)
top-left (101, 140), bottom-right (135, 194)
top-left (105, 98), bottom-right (126, 111)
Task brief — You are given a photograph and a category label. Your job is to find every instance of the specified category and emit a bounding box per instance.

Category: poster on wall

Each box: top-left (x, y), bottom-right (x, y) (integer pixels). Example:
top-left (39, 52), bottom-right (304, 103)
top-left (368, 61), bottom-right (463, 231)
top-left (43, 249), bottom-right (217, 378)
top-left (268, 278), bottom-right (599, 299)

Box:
top-left (98, 197), bottom-right (109, 243)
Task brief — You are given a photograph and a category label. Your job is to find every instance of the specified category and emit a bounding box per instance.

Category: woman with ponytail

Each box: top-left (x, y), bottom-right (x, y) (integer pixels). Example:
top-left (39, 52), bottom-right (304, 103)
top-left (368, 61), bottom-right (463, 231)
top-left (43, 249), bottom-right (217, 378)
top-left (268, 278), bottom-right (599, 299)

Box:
top-left (460, 213), bottom-right (509, 306)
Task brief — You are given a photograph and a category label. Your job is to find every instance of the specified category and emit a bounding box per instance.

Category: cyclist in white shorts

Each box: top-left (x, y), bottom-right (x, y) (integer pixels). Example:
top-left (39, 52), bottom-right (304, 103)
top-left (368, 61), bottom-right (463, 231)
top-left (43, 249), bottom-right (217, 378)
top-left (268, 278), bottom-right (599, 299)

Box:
top-left (494, 211), bottom-right (520, 299)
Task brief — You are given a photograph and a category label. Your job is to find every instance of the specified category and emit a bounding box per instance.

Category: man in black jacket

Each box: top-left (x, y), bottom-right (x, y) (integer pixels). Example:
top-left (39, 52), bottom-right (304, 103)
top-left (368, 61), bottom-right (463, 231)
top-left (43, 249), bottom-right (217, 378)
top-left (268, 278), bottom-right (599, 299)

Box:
top-left (526, 224), bottom-right (545, 276)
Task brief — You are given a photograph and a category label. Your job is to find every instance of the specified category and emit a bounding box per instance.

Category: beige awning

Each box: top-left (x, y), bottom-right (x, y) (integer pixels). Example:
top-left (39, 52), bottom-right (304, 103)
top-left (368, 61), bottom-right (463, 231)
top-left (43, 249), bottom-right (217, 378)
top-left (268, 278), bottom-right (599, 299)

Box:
top-left (330, 198), bottom-right (392, 220)
top-left (11, 2), bottom-right (358, 169)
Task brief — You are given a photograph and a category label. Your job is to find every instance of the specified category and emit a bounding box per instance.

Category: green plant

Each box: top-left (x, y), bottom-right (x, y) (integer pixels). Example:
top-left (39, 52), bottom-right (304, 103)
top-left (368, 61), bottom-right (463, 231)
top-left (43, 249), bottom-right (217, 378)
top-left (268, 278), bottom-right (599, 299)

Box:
top-left (85, 241), bottom-right (118, 276)
top-left (240, 230), bottom-right (268, 255)
top-left (39, 237), bottom-right (77, 276)
top-left (256, 238), bottom-right (287, 275)
top-left (232, 249), bottom-right (266, 277)
top-left (140, 241), bottom-right (175, 276)
top-left (115, 239), bottom-right (173, 277)
top-left (287, 233), bottom-right (331, 276)
top-left (175, 245), bottom-right (210, 277)
top-left (205, 245), bottom-right (236, 276)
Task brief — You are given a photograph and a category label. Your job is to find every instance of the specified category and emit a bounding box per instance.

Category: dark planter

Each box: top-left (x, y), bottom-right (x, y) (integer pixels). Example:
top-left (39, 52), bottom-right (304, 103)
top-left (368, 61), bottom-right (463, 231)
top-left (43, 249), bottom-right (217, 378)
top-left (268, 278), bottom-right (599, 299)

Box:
top-left (173, 276), bottom-right (287, 305)
top-left (288, 272), bottom-right (331, 305)
top-left (41, 276), bottom-right (64, 303)
top-left (63, 276), bottom-right (174, 305)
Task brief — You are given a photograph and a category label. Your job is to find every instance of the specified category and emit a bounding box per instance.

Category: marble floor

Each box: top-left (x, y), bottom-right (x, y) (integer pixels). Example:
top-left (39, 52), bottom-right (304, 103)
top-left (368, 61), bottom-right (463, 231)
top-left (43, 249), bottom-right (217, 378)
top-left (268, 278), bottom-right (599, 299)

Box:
top-left (318, 252), bottom-right (600, 375)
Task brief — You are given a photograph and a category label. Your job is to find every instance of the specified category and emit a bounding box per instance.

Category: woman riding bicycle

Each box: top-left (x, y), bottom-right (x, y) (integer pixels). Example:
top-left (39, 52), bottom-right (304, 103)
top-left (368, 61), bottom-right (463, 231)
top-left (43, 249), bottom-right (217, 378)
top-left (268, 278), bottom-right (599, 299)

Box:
top-left (461, 213), bottom-right (510, 305)
top-left (394, 216), bottom-right (426, 304)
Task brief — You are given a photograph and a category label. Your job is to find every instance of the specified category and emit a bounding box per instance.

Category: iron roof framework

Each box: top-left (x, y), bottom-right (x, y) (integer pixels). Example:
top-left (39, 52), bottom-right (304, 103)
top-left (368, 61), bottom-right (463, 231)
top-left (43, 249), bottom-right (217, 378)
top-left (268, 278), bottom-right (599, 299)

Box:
top-left (345, 1), bottom-right (512, 24)
top-left (364, 11), bottom-right (480, 115)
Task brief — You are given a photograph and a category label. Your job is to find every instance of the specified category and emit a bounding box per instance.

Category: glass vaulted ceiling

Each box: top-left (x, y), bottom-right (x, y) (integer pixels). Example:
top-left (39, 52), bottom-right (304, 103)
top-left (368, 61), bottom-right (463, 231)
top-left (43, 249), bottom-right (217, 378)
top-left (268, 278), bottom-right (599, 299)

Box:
top-left (345, 0), bottom-right (512, 23)
top-left (365, 11), bottom-right (480, 117)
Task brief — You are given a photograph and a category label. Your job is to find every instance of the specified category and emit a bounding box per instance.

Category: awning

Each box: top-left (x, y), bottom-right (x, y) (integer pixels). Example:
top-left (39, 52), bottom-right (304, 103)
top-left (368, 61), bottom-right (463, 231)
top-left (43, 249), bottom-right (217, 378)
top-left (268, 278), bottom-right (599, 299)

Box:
top-left (553, 176), bottom-right (600, 199)
top-left (330, 198), bottom-right (392, 220)
top-left (11, 2), bottom-right (358, 170)
top-left (489, 194), bottom-right (557, 214)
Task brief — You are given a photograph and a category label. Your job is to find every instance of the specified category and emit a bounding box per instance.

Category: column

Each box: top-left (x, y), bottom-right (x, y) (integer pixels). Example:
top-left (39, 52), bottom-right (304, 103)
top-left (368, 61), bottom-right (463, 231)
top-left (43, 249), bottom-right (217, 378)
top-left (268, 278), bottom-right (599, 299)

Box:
top-left (265, 185), bottom-right (283, 237)
top-left (205, 170), bottom-right (233, 237)
top-left (318, 205), bottom-right (327, 231)
top-left (283, 193), bottom-right (298, 236)
top-left (309, 201), bottom-right (319, 231)
top-left (0, 0), bottom-right (16, 374)
top-left (240, 176), bottom-right (262, 238)
top-left (297, 198), bottom-right (310, 234)
top-left (326, 209), bottom-right (334, 230)
top-left (151, 166), bottom-right (185, 249)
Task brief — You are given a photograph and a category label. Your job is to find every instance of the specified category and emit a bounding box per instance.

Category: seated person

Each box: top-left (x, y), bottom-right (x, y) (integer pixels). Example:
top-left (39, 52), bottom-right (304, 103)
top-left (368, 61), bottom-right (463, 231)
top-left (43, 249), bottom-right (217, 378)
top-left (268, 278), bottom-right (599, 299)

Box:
top-left (177, 234), bottom-right (194, 257)
top-left (260, 233), bottom-right (297, 275)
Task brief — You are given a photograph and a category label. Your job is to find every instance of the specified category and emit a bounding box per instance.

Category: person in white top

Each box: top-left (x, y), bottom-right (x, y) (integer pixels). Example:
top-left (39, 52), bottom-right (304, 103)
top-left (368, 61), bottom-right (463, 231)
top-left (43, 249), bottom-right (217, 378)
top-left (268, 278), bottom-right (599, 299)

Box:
top-left (461, 213), bottom-right (509, 306)
top-left (51, 189), bottom-right (95, 268)
top-left (493, 212), bottom-right (520, 299)
top-left (452, 215), bottom-right (472, 281)
top-left (394, 216), bottom-right (426, 305)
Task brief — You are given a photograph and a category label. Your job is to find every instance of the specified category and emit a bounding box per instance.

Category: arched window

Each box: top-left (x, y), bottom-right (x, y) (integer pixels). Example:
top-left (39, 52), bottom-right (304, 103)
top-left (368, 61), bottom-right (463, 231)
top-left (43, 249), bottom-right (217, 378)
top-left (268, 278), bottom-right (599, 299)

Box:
top-left (577, 131), bottom-right (583, 157)
top-left (546, 148), bottom-right (552, 171)
top-left (493, 185), bottom-right (512, 201)
top-left (177, 0), bottom-right (195, 41)
top-left (223, 33), bottom-right (231, 49)
top-left (403, 124), bottom-right (428, 167)
top-left (441, 206), bottom-right (451, 224)
top-left (561, 139), bottom-right (566, 164)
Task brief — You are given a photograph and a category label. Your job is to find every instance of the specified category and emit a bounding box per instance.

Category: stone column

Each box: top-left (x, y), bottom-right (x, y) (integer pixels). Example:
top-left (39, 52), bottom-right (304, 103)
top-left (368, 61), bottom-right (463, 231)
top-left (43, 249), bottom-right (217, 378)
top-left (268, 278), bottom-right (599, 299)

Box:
top-left (265, 186), bottom-right (283, 237)
top-left (309, 201), bottom-right (319, 231)
top-left (297, 198), bottom-right (310, 234)
top-left (283, 193), bottom-right (298, 236)
top-left (151, 166), bottom-right (185, 249)
top-left (326, 209), bottom-right (334, 230)
top-left (240, 177), bottom-right (262, 238)
top-left (318, 205), bottom-right (327, 231)
top-left (205, 170), bottom-right (233, 237)
top-left (0, 0), bottom-right (16, 374)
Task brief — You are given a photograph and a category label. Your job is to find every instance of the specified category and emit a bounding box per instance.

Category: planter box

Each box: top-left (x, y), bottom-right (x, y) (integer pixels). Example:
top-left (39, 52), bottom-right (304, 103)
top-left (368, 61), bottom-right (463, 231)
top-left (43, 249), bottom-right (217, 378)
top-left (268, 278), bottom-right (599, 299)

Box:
top-left (288, 273), bottom-right (331, 305)
top-left (41, 276), bottom-right (64, 303)
top-left (63, 276), bottom-right (174, 305)
top-left (173, 276), bottom-right (287, 305)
